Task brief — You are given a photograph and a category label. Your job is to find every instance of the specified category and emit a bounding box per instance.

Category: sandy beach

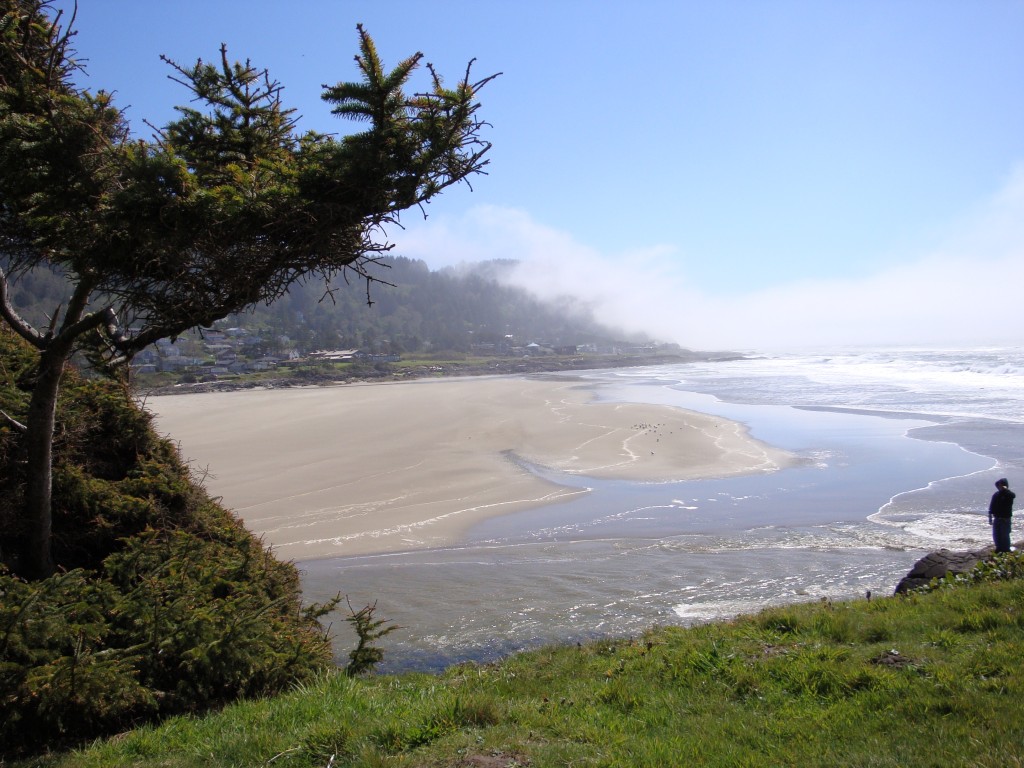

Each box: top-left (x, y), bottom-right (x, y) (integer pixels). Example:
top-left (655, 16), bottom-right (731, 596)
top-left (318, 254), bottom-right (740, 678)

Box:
top-left (145, 375), bottom-right (792, 561)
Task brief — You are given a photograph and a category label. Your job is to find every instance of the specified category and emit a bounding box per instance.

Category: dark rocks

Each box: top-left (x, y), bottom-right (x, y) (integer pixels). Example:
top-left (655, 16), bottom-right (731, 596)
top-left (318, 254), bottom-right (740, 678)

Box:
top-left (895, 546), bottom-right (997, 594)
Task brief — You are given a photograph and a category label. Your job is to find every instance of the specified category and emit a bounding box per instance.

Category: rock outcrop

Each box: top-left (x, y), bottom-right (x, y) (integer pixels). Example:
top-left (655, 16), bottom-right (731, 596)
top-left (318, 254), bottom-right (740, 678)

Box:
top-left (894, 544), bottom-right (1018, 594)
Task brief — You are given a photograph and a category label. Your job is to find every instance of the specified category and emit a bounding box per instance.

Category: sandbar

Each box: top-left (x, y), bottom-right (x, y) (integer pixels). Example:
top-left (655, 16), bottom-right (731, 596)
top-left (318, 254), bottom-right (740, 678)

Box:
top-left (144, 375), bottom-right (792, 561)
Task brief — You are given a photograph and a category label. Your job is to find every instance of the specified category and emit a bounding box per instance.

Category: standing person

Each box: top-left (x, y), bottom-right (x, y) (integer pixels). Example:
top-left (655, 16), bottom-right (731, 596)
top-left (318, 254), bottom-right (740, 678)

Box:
top-left (989, 478), bottom-right (1016, 553)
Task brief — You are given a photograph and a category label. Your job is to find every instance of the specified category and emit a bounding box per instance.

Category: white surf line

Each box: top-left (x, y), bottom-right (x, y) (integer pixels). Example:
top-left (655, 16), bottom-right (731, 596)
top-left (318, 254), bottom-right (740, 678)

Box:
top-left (869, 463), bottom-right (996, 521)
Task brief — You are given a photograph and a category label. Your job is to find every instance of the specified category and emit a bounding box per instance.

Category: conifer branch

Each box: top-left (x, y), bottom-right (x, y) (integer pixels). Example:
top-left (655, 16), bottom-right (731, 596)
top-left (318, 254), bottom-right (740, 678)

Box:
top-left (1, 409), bottom-right (27, 433)
top-left (0, 266), bottom-right (43, 348)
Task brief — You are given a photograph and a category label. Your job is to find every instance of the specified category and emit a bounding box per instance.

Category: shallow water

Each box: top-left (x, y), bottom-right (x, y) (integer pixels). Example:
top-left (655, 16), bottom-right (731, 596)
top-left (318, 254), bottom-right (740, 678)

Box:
top-left (300, 348), bottom-right (1022, 673)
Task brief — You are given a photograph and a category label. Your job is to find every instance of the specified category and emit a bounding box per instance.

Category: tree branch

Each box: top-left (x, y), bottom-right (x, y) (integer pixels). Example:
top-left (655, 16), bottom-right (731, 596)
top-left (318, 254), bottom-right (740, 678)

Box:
top-left (56, 305), bottom-right (117, 348)
top-left (0, 265), bottom-right (44, 348)
top-left (57, 271), bottom-right (95, 336)
top-left (1, 409), bottom-right (27, 433)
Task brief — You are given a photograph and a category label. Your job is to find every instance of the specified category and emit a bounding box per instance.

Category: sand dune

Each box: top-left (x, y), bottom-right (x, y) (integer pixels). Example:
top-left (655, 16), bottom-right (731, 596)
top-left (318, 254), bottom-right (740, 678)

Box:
top-left (145, 375), bottom-right (792, 561)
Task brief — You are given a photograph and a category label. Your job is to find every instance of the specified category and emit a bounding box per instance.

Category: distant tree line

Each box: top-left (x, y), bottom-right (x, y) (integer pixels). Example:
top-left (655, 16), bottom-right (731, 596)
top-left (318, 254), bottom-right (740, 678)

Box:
top-left (228, 256), bottom-right (644, 356)
top-left (4, 255), bottom-right (646, 359)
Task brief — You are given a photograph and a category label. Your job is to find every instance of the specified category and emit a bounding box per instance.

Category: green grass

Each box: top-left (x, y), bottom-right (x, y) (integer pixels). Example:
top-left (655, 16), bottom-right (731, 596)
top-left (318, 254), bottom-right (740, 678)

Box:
top-left (12, 573), bottom-right (1024, 768)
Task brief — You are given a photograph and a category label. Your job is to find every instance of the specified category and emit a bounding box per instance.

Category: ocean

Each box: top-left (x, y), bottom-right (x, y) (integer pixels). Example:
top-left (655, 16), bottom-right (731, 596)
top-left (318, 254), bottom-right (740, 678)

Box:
top-left (300, 346), bottom-right (1024, 673)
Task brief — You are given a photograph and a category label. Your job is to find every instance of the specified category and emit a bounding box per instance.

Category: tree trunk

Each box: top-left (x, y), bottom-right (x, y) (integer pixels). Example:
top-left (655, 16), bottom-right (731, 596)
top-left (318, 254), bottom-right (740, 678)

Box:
top-left (20, 343), bottom-right (69, 579)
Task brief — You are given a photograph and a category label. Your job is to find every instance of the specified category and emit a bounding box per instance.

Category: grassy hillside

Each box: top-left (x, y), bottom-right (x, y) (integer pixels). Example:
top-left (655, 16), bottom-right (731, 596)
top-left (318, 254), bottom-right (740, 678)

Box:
top-left (19, 555), bottom-right (1024, 767)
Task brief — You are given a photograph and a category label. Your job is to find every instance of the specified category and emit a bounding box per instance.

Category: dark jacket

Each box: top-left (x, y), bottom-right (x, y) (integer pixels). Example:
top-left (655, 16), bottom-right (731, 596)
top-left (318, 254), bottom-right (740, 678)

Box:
top-left (990, 488), bottom-right (1016, 519)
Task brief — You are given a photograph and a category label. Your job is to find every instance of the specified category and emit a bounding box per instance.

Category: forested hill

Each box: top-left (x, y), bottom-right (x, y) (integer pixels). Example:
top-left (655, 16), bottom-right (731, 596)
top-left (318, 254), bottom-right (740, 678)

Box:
top-left (4, 256), bottom-right (661, 357)
top-left (241, 256), bottom-right (651, 355)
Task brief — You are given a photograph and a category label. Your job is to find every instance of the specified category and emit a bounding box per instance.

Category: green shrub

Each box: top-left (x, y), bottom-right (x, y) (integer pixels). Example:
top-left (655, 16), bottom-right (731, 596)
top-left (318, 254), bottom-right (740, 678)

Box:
top-left (0, 531), bottom-right (340, 755)
top-left (104, 529), bottom-right (339, 708)
top-left (0, 568), bottom-right (157, 748)
top-left (0, 329), bottom-right (341, 756)
top-left (344, 600), bottom-right (399, 678)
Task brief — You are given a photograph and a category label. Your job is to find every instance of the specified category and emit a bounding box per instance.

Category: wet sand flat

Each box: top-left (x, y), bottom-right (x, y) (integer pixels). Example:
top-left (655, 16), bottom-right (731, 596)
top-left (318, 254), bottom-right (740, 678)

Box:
top-left (145, 375), bottom-right (792, 561)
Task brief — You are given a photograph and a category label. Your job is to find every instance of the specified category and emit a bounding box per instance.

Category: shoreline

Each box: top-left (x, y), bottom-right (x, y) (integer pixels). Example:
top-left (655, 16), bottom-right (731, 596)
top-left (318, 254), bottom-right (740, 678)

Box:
top-left (135, 351), bottom-right (742, 398)
top-left (145, 374), bottom-right (794, 561)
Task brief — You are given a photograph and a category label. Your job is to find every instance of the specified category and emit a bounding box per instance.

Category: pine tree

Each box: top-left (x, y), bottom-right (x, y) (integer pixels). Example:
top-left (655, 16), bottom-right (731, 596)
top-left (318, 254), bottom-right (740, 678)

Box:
top-left (0, 0), bottom-right (495, 578)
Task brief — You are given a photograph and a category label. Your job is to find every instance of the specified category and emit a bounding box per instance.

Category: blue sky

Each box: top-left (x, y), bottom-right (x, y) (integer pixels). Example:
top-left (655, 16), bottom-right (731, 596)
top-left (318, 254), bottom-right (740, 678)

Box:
top-left (52, 1), bottom-right (1024, 351)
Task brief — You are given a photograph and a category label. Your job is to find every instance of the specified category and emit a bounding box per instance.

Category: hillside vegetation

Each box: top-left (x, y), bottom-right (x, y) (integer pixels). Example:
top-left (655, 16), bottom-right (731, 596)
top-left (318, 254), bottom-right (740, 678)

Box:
top-left (0, 327), bottom-right (342, 757)
top-left (2, 257), bottom-right (653, 361)
top-left (246, 257), bottom-right (640, 355)
top-left (17, 554), bottom-right (1024, 767)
